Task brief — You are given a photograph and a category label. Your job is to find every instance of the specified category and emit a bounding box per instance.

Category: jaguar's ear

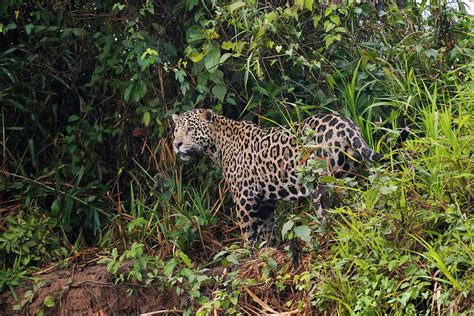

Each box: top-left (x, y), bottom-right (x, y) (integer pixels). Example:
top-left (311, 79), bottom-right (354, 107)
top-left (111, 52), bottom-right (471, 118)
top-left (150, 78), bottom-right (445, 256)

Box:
top-left (171, 114), bottom-right (179, 122)
top-left (200, 109), bottom-right (214, 123)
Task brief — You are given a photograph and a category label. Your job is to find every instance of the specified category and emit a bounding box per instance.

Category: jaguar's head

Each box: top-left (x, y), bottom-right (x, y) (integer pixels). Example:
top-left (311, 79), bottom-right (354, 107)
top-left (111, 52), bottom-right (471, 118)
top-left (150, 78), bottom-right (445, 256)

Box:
top-left (171, 109), bottom-right (214, 161)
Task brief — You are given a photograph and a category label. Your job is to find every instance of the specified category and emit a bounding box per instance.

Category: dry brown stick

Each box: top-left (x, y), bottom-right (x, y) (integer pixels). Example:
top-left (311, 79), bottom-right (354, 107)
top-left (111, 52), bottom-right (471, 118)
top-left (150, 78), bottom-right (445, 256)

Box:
top-left (140, 309), bottom-right (183, 316)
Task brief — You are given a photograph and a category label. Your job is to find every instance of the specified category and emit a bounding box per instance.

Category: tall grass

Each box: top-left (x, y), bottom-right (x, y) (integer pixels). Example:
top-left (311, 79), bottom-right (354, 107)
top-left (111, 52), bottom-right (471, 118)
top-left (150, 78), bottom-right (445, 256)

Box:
top-left (101, 64), bottom-right (472, 314)
top-left (1, 1), bottom-right (472, 314)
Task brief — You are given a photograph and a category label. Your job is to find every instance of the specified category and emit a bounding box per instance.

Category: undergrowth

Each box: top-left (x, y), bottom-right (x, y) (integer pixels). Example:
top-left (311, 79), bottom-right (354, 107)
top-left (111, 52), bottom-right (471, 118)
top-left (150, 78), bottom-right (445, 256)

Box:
top-left (1, 0), bottom-right (473, 314)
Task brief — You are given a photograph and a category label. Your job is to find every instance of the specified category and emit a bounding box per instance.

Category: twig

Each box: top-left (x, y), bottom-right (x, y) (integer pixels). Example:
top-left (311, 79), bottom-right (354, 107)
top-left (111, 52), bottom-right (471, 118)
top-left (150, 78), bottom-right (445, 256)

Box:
top-left (140, 309), bottom-right (183, 316)
top-left (158, 64), bottom-right (167, 112)
top-left (243, 285), bottom-right (279, 314)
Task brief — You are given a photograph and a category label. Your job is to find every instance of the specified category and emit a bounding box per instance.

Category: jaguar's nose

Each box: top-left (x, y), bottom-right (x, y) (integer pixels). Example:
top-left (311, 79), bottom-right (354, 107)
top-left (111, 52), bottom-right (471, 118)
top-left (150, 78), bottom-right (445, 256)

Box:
top-left (174, 141), bottom-right (183, 151)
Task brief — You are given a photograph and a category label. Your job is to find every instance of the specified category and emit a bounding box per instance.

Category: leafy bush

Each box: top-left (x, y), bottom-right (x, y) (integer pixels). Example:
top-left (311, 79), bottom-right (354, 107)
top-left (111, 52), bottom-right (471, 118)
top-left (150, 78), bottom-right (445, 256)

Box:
top-left (0, 209), bottom-right (58, 267)
top-left (0, 0), bottom-right (472, 314)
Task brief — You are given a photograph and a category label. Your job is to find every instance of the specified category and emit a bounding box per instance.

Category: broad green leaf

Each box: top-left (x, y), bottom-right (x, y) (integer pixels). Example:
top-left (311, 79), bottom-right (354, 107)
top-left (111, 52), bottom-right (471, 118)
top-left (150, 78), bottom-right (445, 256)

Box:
top-left (51, 200), bottom-right (60, 217)
top-left (266, 257), bottom-right (278, 269)
top-left (164, 259), bottom-right (177, 276)
top-left (281, 219), bottom-right (294, 238)
top-left (209, 70), bottom-right (224, 84)
top-left (256, 26), bottom-right (267, 39)
top-left (190, 290), bottom-right (200, 298)
top-left (228, 1), bottom-right (245, 12)
top-left (221, 41), bottom-right (235, 50)
top-left (174, 69), bottom-right (186, 83)
top-left (425, 48), bottom-right (438, 58)
top-left (143, 111), bottom-right (150, 127)
top-left (326, 73), bottom-right (335, 89)
top-left (330, 14), bottom-right (340, 25)
top-left (204, 45), bottom-right (221, 72)
top-left (43, 295), bottom-right (55, 308)
top-left (112, 3), bottom-right (125, 11)
top-left (68, 115), bottom-right (80, 122)
top-left (132, 80), bottom-right (147, 102)
top-left (135, 272), bottom-right (143, 281)
top-left (212, 84), bottom-right (227, 102)
top-left (183, 310), bottom-right (192, 316)
top-left (25, 24), bottom-right (33, 35)
top-left (400, 187), bottom-right (406, 208)
top-left (186, 26), bottom-right (206, 43)
top-left (71, 28), bottom-right (87, 37)
top-left (226, 254), bottom-right (239, 265)
top-left (312, 15), bottom-right (321, 28)
top-left (219, 52), bottom-right (232, 64)
top-left (295, 0), bottom-right (304, 9)
top-left (265, 11), bottom-right (278, 23)
top-left (235, 41), bottom-right (245, 54)
top-left (4, 23), bottom-right (17, 34)
top-left (124, 83), bottom-right (133, 101)
top-left (325, 35), bottom-right (335, 48)
top-left (205, 28), bottom-right (219, 40)
top-left (380, 185), bottom-right (398, 195)
top-left (190, 51), bottom-right (205, 63)
top-left (213, 250), bottom-right (228, 260)
top-left (319, 175), bottom-right (336, 183)
top-left (178, 251), bottom-right (193, 268)
top-left (141, 48), bottom-right (158, 60)
top-left (324, 21), bottom-right (335, 32)
top-left (284, 7), bottom-right (298, 19)
top-left (294, 225), bottom-right (312, 243)
top-left (399, 291), bottom-right (411, 306)
top-left (305, 0), bottom-right (313, 11)
top-left (187, 0), bottom-right (198, 10)
top-left (127, 218), bottom-right (147, 232)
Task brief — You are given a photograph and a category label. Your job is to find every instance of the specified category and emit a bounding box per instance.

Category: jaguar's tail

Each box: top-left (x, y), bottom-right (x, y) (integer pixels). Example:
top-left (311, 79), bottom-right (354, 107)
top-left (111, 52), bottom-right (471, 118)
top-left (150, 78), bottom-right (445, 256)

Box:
top-left (353, 139), bottom-right (383, 162)
top-left (351, 127), bottom-right (410, 162)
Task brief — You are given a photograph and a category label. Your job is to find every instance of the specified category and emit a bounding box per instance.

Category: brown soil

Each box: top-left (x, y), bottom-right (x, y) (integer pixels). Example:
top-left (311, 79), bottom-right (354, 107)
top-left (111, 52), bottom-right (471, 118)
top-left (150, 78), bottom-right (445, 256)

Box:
top-left (0, 264), bottom-right (181, 316)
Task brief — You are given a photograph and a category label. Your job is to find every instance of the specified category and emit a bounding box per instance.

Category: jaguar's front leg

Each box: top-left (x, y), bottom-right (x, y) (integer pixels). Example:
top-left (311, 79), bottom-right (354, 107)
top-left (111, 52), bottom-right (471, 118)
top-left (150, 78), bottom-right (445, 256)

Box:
top-left (255, 200), bottom-right (276, 245)
top-left (234, 195), bottom-right (261, 247)
top-left (312, 184), bottom-right (329, 219)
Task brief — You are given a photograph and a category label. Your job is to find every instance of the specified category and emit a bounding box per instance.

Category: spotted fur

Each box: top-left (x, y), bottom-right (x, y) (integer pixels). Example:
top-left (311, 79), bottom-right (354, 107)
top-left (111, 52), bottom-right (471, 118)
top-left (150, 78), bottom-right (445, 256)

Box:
top-left (172, 109), bottom-right (382, 245)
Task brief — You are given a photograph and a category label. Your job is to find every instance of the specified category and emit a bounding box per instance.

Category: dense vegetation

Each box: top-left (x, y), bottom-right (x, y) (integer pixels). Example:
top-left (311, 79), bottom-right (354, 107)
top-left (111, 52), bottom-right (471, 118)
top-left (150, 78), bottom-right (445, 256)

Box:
top-left (1, 0), bottom-right (472, 314)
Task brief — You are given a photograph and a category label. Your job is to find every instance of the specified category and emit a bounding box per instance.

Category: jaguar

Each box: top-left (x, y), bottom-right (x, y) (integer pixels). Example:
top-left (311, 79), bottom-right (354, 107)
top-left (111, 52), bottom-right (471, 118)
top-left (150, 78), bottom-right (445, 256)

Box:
top-left (172, 109), bottom-right (383, 245)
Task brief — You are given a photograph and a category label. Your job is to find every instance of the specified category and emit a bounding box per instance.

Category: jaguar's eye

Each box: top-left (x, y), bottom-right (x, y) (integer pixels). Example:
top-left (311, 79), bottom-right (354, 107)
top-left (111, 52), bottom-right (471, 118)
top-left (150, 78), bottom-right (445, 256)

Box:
top-left (187, 127), bottom-right (194, 133)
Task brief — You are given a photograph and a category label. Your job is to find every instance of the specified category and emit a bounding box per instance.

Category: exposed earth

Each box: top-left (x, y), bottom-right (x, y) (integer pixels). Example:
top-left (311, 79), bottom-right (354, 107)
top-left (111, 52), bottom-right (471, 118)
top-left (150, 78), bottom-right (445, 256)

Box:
top-left (0, 263), bottom-right (181, 315)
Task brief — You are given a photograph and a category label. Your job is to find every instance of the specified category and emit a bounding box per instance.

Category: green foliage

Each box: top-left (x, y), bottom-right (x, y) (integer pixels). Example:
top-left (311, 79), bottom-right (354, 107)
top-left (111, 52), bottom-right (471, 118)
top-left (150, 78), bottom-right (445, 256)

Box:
top-left (98, 242), bottom-right (159, 284)
top-left (0, 0), bottom-right (473, 314)
top-left (281, 216), bottom-right (314, 244)
top-left (0, 265), bottom-right (29, 294)
top-left (0, 209), bottom-right (57, 266)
